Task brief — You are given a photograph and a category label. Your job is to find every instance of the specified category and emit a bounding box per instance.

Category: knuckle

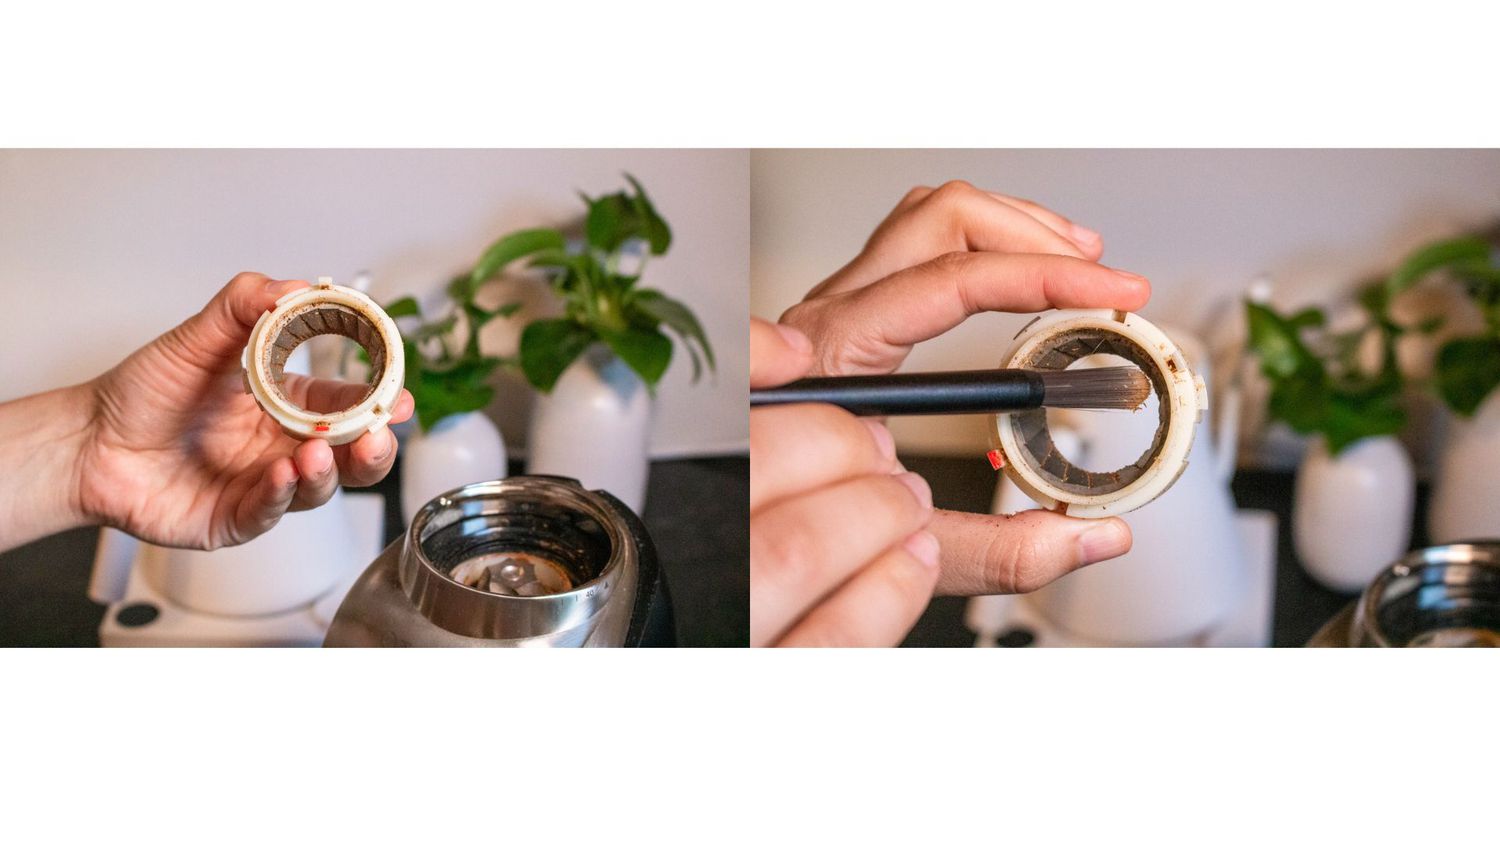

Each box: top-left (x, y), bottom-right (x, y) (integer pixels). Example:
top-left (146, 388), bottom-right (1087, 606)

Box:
top-left (980, 515), bottom-right (1065, 593)
top-left (779, 301), bottom-right (863, 376)
top-left (785, 623), bottom-right (852, 648)
top-left (1006, 538), bottom-right (1056, 593)
top-left (751, 519), bottom-right (818, 594)
top-left (752, 402), bottom-right (867, 465)
top-left (343, 468), bottom-right (377, 488)
top-left (929, 249), bottom-right (976, 274)
top-left (877, 550), bottom-right (938, 602)
top-left (932, 179), bottom-right (978, 202)
top-left (802, 401), bottom-right (864, 439)
top-left (778, 300), bottom-right (818, 331)
top-left (868, 475), bottom-right (926, 528)
top-left (901, 185), bottom-right (935, 205)
top-left (229, 271), bottom-right (266, 289)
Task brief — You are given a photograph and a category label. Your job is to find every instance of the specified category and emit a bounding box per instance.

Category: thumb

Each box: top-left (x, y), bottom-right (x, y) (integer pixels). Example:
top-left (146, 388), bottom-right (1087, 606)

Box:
top-left (174, 272), bottom-right (310, 362)
top-left (930, 508), bottom-right (1133, 596)
top-left (750, 318), bottom-right (814, 388)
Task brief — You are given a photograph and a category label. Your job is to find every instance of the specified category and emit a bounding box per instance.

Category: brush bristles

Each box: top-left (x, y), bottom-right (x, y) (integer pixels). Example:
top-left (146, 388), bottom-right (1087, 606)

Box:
top-left (1037, 366), bottom-right (1151, 410)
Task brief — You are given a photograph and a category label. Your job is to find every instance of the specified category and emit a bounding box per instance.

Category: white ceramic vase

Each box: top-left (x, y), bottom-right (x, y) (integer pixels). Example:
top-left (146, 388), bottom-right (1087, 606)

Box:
top-left (526, 346), bottom-right (653, 513)
top-left (401, 411), bottom-right (508, 523)
top-left (1293, 435), bottom-right (1413, 592)
top-left (1429, 390), bottom-right (1500, 543)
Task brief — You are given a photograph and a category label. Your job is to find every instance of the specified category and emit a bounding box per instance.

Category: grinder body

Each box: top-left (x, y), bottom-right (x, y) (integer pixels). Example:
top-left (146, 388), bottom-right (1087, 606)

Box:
top-left (324, 476), bottom-right (663, 647)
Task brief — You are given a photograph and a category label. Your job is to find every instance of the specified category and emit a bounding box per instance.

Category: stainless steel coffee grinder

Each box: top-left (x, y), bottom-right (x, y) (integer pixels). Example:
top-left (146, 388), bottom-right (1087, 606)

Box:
top-left (1308, 541), bottom-right (1500, 647)
top-left (324, 476), bottom-right (665, 647)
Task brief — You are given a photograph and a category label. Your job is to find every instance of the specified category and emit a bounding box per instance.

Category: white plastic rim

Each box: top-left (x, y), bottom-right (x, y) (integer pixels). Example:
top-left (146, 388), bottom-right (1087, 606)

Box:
top-left (241, 277), bottom-right (405, 446)
top-left (990, 309), bottom-right (1207, 518)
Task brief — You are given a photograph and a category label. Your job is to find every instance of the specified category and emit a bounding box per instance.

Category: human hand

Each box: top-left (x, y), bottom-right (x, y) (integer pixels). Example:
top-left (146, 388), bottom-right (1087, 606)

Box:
top-left (750, 318), bottom-right (938, 646)
top-left (779, 182), bottom-right (1148, 596)
top-left (71, 272), bottom-right (414, 549)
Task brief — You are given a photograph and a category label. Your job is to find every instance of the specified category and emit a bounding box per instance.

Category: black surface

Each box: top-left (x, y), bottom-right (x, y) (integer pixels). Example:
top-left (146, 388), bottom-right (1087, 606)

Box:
top-left (115, 603), bottom-right (160, 628)
top-left (896, 455), bottom-right (1431, 648)
top-left (0, 455), bottom-right (748, 647)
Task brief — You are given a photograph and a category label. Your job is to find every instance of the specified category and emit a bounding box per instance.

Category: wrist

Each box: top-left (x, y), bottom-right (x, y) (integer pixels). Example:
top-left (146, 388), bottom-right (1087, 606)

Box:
top-left (0, 380), bottom-right (101, 551)
top-left (60, 380), bottom-right (103, 527)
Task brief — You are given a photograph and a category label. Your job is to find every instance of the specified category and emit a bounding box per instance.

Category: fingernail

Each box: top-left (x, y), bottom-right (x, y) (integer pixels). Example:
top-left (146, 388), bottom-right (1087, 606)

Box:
top-left (1070, 223), bottom-right (1101, 248)
top-left (861, 418), bottom-right (896, 463)
top-left (903, 530), bottom-right (941, 568)
top-left (774, 323), bottom-right (812, 355)
top-left (895, 471), bottom-right (933, 510)
top-left (266, 278), bottom-right (302, 297)
top-left (373, 436), bottom-right (393, 462)
top-left (1110, 268), bottom-right (1149, 284)
top-left (1077, 519), bottom-right (1130, 565)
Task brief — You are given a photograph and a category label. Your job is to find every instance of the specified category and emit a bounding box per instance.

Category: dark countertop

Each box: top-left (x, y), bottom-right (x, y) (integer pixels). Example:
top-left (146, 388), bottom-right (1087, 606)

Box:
top-left (0, 456), bottom-right (748, 647)
top-left (897, 456), bottom-right (1432, 648)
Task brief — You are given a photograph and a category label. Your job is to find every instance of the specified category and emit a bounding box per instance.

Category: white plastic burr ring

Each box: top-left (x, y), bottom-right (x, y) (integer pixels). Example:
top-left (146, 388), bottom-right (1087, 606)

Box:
top-left (989, 308), bottom-right (1207, 518)
top-left (242, 277), bottom-right (406, 446)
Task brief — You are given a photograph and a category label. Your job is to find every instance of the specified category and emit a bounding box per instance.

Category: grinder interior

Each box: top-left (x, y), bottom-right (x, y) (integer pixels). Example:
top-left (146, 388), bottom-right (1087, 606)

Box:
top-left (416, 492), bottom-right (614, 598)
top-left (1007, 327), bottom-right (1170, 496)
top-left (262, 302), bottom-right (387, 413)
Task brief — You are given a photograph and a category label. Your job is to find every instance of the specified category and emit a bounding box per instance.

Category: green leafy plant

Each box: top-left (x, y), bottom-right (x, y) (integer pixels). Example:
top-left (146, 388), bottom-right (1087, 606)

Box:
top-left (380, 276), bottom-right (519, 432)
top-left (1244, 234), bottom-right (1500, 453)
top-left (1244, 292), bottom-right (1410, 455)
top-left (465, 174), bottom-right (715, 393)
top-left (1376, 235), bottom-right (1500, 416)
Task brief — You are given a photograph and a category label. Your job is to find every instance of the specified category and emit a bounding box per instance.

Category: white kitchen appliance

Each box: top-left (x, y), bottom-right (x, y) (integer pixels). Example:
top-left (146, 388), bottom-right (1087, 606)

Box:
top-left (88, 492), bottom-right (384, 647)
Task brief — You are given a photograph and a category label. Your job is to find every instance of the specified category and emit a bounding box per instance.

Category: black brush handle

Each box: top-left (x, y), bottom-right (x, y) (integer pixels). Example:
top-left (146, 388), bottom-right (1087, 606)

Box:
top-left (750, 369), bottom-right (1045, 416)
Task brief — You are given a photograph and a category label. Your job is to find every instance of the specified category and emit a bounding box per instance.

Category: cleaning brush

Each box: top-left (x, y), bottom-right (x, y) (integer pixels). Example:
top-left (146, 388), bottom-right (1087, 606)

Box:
top-left (749, 366), bottom-right (1152, 416)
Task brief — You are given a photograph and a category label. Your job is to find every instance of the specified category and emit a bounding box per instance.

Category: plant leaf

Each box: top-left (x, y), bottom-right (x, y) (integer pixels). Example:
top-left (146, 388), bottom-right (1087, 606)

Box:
top-left (630, 289), bottom-right (715, 380)
top-left (1387, 236), bottom-right (1492, 295)
top-left (600, 325), bottom-right (673, 388)
top-left (585, 193), bottom-right (633, 253)
top-left (530, 247), bottom-right (578, 270)
top-left (402, 342), bottom-right (500, 431)
top-left (1246, 298), bottom-right (1407, 455)
top-left (519, 319), bottom-right (596, 393)
top-left (410, 312), bottom-right (458, 342)
top-left (1414, 315), bottom-right (1445, 335)
top-left (624, 172), bottom-right (671, 254)
top-left (468, 228), bottom-right (567, 293)
top-left (383, 296), bottom-right (421, 319)
top-left (1323, 386), bottom-right (1406, 455)
top-left (1434, 336), bottom-right (1500, 416)
top-left (1358, 282), bottom-right (1391, 322)
top-left (1287, 307), bottom-right (1325, 330)
top-left (1245, 300), bottom-right (1315, 379)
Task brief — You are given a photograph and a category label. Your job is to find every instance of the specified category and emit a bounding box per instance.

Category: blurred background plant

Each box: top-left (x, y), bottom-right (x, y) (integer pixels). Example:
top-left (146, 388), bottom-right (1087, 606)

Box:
top-left (1243, 294), bottom-right (1410, 455)
top-left (1378, 235), bottom-right (1500, 416)
top-left (372, 174), bottom-right (715, 432)
top-left (1244, 232), bottom-right (1500, 453)
top-left (375, 276), bottom-right (517, 432)
top-left (466, 174), bottom-right (715, 393)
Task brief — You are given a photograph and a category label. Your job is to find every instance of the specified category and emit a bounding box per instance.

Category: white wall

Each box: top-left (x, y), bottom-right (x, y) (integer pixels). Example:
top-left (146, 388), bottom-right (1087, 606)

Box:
top-left (752, 149), bottom-right (1500, 455)
top-left (0, 149), bottom-right (749, 456)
